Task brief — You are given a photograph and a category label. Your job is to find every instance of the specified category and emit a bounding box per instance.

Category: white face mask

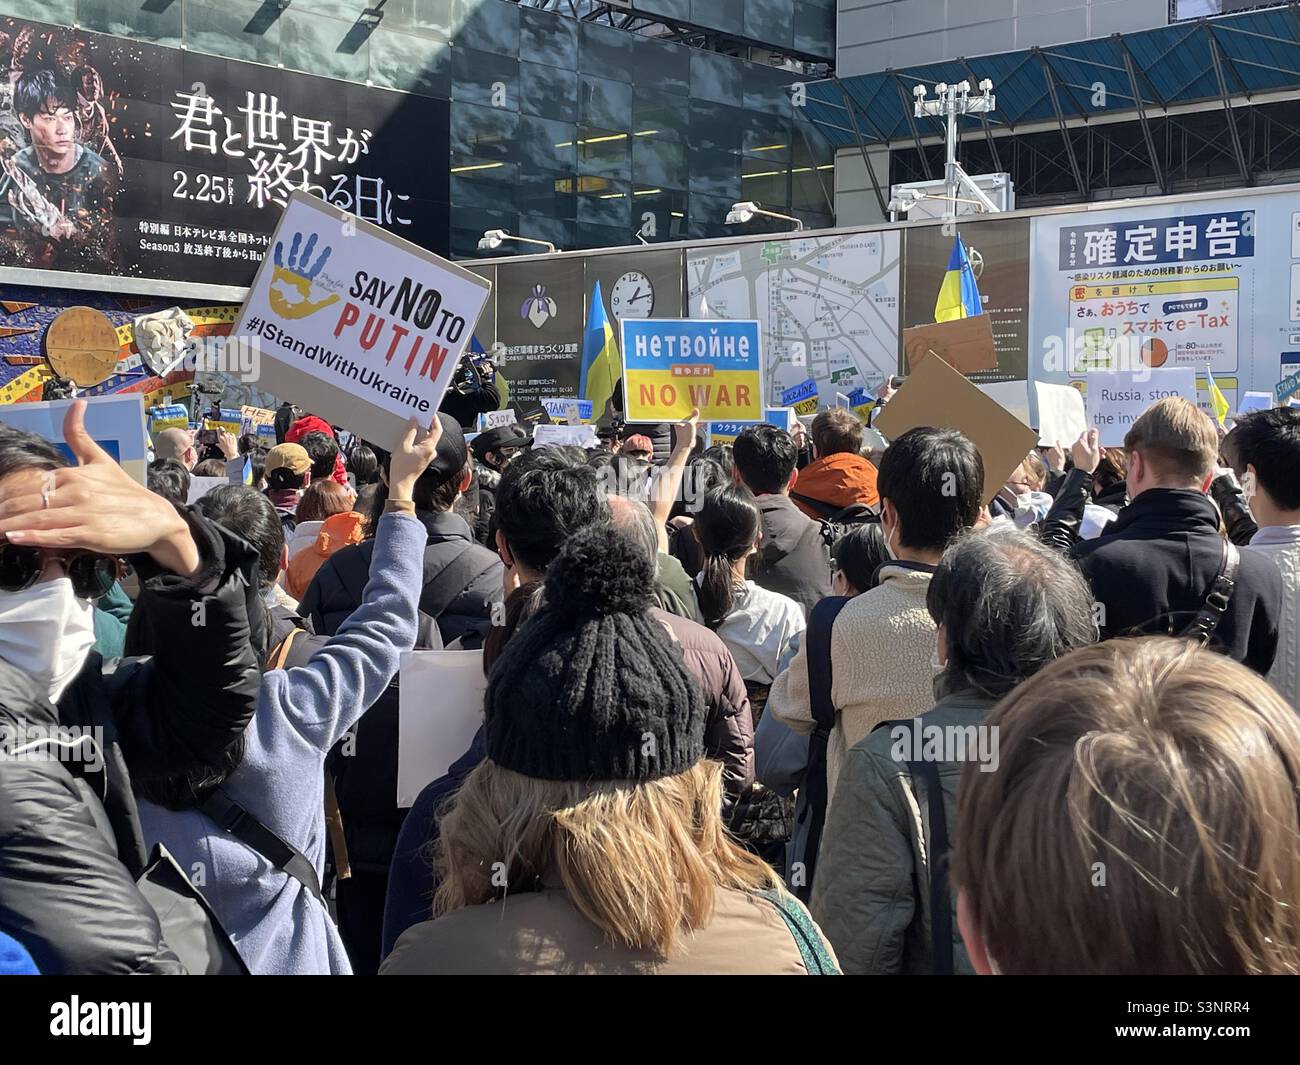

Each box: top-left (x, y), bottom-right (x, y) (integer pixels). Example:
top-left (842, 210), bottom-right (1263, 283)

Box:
top-left (882, 513), bottom-right (899, 561)
top-left (0, 577), bottom-right (96, 703)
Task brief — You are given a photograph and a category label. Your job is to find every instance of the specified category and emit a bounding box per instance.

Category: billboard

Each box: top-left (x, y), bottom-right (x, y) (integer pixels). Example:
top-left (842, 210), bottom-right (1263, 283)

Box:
top-left (0, 16), bottom-right (449, 287)
top-left (1028, 192), bottom-right (1300, 414)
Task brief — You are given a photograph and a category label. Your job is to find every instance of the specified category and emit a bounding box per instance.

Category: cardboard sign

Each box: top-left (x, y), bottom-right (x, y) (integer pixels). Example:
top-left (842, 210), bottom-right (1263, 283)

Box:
top-left (532, 423), bottom-right (599, 449)
top-left (873, 355), bottom-right (1039, 505)
top-left (477, 408), bottom-right (518, 431)
top-left (621, 318), bottom-right (763, 422)
top-left (397, 650), bottom-right (487, 807)
top-left (903, 314), bottom-right (998, 375)
top-left (1034, 381), bottom-right (1088, 447)
top-left (0, 394), bottom-right (149, 484)
top-left (1238, 391), bottom-right (1274, 415)
top-left (1084, 368), bottom-right (1197, 447)
top-left (234, 190), bottom-right (491, 452)
top-left (148, 402), bottom-right (189, 438)
top-left (540, 397), bottom-right (594, 423)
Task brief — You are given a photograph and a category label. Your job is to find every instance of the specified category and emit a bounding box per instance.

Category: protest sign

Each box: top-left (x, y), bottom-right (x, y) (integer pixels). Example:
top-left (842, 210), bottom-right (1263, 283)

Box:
top-left (903, 314), bottom-right (998, 374)
top-left (533, 423), bottom-right (599, 449)
top-left (1085, 368), bottom-right (1197, 446)
top-left (148, 403), bottom-right (189, 438)
top-left (621, 318), bottom-right (763, 422)
top-left (203, 408), bottom-right (243, 438)
top-left (978, 380), bottom-right (1031, 427)
top-left (240, 405), bottom-right (278, 445)
top-left (234, 190), bottom-right (491, 452)
top-left (186, 476), bottom-right (228, 504)
top-left (0, 394), bottom-right (148, 483)
top-left (398, 650), bottom-right (487, 807)
top-left (477, 408), bottom-right (518, 431)
top-left (874, 355), bottom-right (1038, 505)
top-left (1034, 382), bottom-right (1089, 446)
top-left (540, 397), bottom-right (594, 423)
top-left (1238, 391), bottom-right (1274, 415)
top-left (780, 378), bottom-right (820, 417)
top-left (707, 408), bottom-right (795, 445)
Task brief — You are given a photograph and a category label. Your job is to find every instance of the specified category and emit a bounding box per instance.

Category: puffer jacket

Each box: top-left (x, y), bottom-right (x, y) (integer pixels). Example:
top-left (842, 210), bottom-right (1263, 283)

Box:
top-left (810, 691), bottom-right (994, 975)
top-left (0, 509), bottom-right (262, 974)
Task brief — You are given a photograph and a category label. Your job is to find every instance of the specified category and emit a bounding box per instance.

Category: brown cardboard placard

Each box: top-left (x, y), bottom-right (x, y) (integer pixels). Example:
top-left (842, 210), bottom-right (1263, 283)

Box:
top-left (903, 314), bottom-right (997, 375)
top-left (873, 352), bottom-right (1039, 505)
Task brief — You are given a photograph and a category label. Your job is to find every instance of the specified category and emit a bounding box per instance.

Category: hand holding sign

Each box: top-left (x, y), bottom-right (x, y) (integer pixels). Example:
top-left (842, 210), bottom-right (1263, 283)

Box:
top-left (0, 400), bottom-right (200, 577)
top-left (390, 416), bottom-right (445, 501)
top-left (1071, 428), bottom-right (1102, 475)
top-left (270, 231), bottom-right (340, 321)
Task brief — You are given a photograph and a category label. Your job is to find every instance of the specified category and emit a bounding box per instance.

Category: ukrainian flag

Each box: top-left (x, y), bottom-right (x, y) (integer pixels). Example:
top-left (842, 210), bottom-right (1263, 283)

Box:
top-left (934, 234), bottom-right (984, 322)
top-left (581, 280), bottom-right (619, 420)
top-left (1205, 365), bottom-right (1230, 426)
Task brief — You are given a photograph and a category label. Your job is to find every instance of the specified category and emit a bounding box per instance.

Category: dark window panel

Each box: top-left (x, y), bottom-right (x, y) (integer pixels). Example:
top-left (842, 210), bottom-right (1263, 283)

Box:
top-left (517, 169), bottom-right (578, 220)
top-left (577, 179), bottom-right (631, 228)
top-left (518, 214), bottom-right (573, 252)
top-left (185, 0), bottom-right (282, 66)
top-left (580, 75), bottom-right (633, 131)
top-left (574, 221), bottom-right (635, 251)
top-left (633, 135), bottom-right (686, 190)
top-left (687, 150), bottom-right (742, 202)
top-left (521, 61), bottom-right (577, 122)
top-left (689, 51), bottom-right (743, 109)
top-left (686, 191), bottom-right (738, 240)
top-left (689, 100), bottom-right (744, 153)
top-left (743, 60), bottom-right (797, 116)
top-left (451, 100), bottom-right (520, 160)
top-left (577, 126), bottom-right (631, 180)
top-left (744, 112), bottom-right (791, 158)
top-left (79, 0), bottom-right (182, 46)
top-left (520, 6), bottom-right (578, 70)
top-left (279, 11), bottom-right (370, 84)
top-left (369, 28), bottom-right (452, 99)
top-left (631, 38), bottom-right (689, 97)
top-left (452, 46), bottom-right (520, 109)
top-left (378, 0), bottom-right (456, 40)
top-left (690, 0), bottom-right (744, 36)
top-left (451, 0), bottom-right (520, 55)
top-left (516, 114), bottom-right (578, 172)
top-left (794, 2), bottom-right (835, 59)
top-left (579, 21), bottom-right (634, 84)
top-left (745, 0), bottom-right (794, 50)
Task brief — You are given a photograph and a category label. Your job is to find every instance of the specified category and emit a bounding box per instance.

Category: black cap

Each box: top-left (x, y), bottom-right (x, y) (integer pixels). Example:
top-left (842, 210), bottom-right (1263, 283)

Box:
top-left (470, 423), bottom-right (530, 460)
top-left (427, 411), bottom-right (470, 479)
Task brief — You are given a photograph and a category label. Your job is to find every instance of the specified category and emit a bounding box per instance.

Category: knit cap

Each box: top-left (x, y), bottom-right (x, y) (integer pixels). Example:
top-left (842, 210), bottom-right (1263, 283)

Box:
top-left (484, 524), bottom-right (706, 781)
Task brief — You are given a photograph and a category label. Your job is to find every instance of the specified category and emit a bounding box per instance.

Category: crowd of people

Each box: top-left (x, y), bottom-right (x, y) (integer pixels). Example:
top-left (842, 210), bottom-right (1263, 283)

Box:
top-left (0, 385), bottom-right (1298, 976)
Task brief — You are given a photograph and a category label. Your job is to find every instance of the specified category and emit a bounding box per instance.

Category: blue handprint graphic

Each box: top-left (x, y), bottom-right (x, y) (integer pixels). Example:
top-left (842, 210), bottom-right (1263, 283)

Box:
top-left (269, 231), bottom-right (339, 320)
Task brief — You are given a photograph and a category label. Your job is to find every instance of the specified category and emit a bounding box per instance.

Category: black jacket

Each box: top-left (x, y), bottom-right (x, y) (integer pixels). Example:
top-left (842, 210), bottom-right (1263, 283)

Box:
top-left (300, 510), bottom-right (503, 874)
top-left (751, 493), bottom-right (832, 619)
top-left (1070, 488), bottom-right (1281, 674)
top-left (439, 382), bottom-right (501, 430)
top-left (0, 510), bottom-right (262, 974)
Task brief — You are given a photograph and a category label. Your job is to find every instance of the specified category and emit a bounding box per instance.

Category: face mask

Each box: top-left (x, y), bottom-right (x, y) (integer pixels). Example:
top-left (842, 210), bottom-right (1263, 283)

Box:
top-left (882, 515), bottom-right (899, 561)
top-left (0, 577), bottom-right (96, 703)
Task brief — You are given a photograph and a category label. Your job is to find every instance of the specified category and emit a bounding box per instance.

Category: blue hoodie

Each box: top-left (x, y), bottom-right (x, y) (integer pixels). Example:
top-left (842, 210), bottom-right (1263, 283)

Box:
top-left (138, 512), bottom-right (425, 975)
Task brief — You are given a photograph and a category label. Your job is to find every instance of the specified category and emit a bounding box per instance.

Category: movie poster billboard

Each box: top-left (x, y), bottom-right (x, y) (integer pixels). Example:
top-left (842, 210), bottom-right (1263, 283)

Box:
top-left (0, 16), bottom-right (449, 288)
top-left (1028, 190), bottom-right (1300, 414)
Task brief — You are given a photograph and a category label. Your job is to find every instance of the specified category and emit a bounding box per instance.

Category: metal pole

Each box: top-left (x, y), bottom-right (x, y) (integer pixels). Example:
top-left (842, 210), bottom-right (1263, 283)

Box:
top-left (945, 87), bottom-right (959, 220)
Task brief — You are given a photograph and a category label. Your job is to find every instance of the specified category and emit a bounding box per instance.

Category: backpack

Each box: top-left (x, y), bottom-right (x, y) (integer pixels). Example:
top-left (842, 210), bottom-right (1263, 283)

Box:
top-left (792, 595), bottom-right (852, 904)
top-left (815, 503), bottom-right (880, 550)
top-left (869, 719), bottom-right (955, 976)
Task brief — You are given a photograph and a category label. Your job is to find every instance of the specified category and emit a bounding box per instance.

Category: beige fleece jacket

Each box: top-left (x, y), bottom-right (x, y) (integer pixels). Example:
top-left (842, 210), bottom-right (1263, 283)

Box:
top-left (767, 564), bottom-right (938, 807)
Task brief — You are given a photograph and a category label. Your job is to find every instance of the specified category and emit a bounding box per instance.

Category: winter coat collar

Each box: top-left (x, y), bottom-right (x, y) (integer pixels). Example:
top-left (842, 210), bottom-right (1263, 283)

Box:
top-left (1107, 488), bottom-right (1218, 539)
top-left (416, 509), bottom-right (476, 544)
top-left (1250, 524), bottom-right (1300, 548)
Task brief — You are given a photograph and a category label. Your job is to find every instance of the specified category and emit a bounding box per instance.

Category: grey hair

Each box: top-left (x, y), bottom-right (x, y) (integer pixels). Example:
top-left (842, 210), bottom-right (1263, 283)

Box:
top-left (927, 526), bottom-right (1097, 700)
top-left (608, 493), bottom-right (660, 570)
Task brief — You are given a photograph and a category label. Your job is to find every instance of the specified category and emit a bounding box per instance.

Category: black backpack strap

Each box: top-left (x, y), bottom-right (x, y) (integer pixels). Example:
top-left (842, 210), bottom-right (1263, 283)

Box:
top-left (794, 595), bottom-right (852, 903)
top-left (198, 789), bottom-right (327, 908)
top-left (869, 719), bottom-right (954, 975)
top-left (1180, 538), bottom-right (1240, 646)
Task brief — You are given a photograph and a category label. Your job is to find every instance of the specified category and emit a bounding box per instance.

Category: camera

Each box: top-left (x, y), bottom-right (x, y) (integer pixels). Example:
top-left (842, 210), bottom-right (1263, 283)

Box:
top-left (452, 351), bottom-right (495, 395)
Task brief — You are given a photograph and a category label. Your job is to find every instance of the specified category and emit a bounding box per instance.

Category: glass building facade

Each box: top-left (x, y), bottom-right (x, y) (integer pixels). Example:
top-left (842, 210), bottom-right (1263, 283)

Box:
top-left (18, 0), bottom-right (835, 259)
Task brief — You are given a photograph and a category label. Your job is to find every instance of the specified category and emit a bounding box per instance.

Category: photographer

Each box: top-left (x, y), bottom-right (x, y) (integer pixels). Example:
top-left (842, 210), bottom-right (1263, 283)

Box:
top-left (439, 351), bottom-right (500, 430)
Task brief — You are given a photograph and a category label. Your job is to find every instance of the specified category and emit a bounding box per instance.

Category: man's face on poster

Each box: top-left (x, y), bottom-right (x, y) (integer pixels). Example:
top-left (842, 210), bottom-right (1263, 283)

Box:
top-left (20, 99), bottom-right (77, 172)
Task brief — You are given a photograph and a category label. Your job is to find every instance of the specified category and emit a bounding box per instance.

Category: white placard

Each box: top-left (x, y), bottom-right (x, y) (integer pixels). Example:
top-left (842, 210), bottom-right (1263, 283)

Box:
top-left (1034, 381), bottom-right (1088, 447)
top-left (479, 408), bottom-right (517, 430)
top-left (532, 423), bottom-right (599, 449)
top-left (1085, 368), bottom-right (1197, 446)
top-left (233, 191), bottom-right (491, 452)
top-left (397, 650), bottom-right (486, 807)
top-left (185, 476), bottom-right (229, 504)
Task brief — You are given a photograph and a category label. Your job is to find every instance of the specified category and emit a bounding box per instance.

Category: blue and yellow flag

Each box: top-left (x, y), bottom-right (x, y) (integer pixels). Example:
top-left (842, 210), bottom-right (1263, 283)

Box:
top-left (1205, 365), bottom-right (1230, 426)
top-left (581, 280), bottom-right (620, 420)
top-left (935, 234), bottom-right (983, 322)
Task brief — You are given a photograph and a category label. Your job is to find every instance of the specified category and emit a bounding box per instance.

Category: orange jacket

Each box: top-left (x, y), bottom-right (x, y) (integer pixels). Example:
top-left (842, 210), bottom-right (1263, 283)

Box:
top-left (791, 452), bottom-right (880, 518)
top-left (286, 511), bottom-right (367, 601)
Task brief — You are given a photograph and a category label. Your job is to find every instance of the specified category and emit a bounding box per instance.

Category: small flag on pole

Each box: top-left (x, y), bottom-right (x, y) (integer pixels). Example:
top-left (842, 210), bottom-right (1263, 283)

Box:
top-left (1206, 365), bottom-right (1230, 426)
top-left (934, 233), bottom-right (983, 323)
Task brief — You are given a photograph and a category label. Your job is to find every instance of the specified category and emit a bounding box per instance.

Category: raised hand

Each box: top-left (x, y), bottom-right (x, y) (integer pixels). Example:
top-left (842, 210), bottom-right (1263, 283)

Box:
top-left (0, 400), bottom-right (200, 577)
top-left (389, 416), bottom-right (444, 501)
top-left (1070, 428), bottom-right (1103, 476)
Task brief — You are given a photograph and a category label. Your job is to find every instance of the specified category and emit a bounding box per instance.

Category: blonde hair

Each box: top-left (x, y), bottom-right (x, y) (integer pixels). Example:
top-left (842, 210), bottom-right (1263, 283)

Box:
top-left (434, 759), bottom-right (781, 956)
top-left (954, 637), bottom-right (1300, 975)
top-left (1011, 451), bottom-right (1048, 492)
top-left (1124, 396), bottom-right (1218, 484)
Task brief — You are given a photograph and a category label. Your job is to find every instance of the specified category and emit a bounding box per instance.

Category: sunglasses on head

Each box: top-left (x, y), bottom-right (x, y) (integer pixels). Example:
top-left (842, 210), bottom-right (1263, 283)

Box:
top-left (0, 543), bottom-right (123, 600)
